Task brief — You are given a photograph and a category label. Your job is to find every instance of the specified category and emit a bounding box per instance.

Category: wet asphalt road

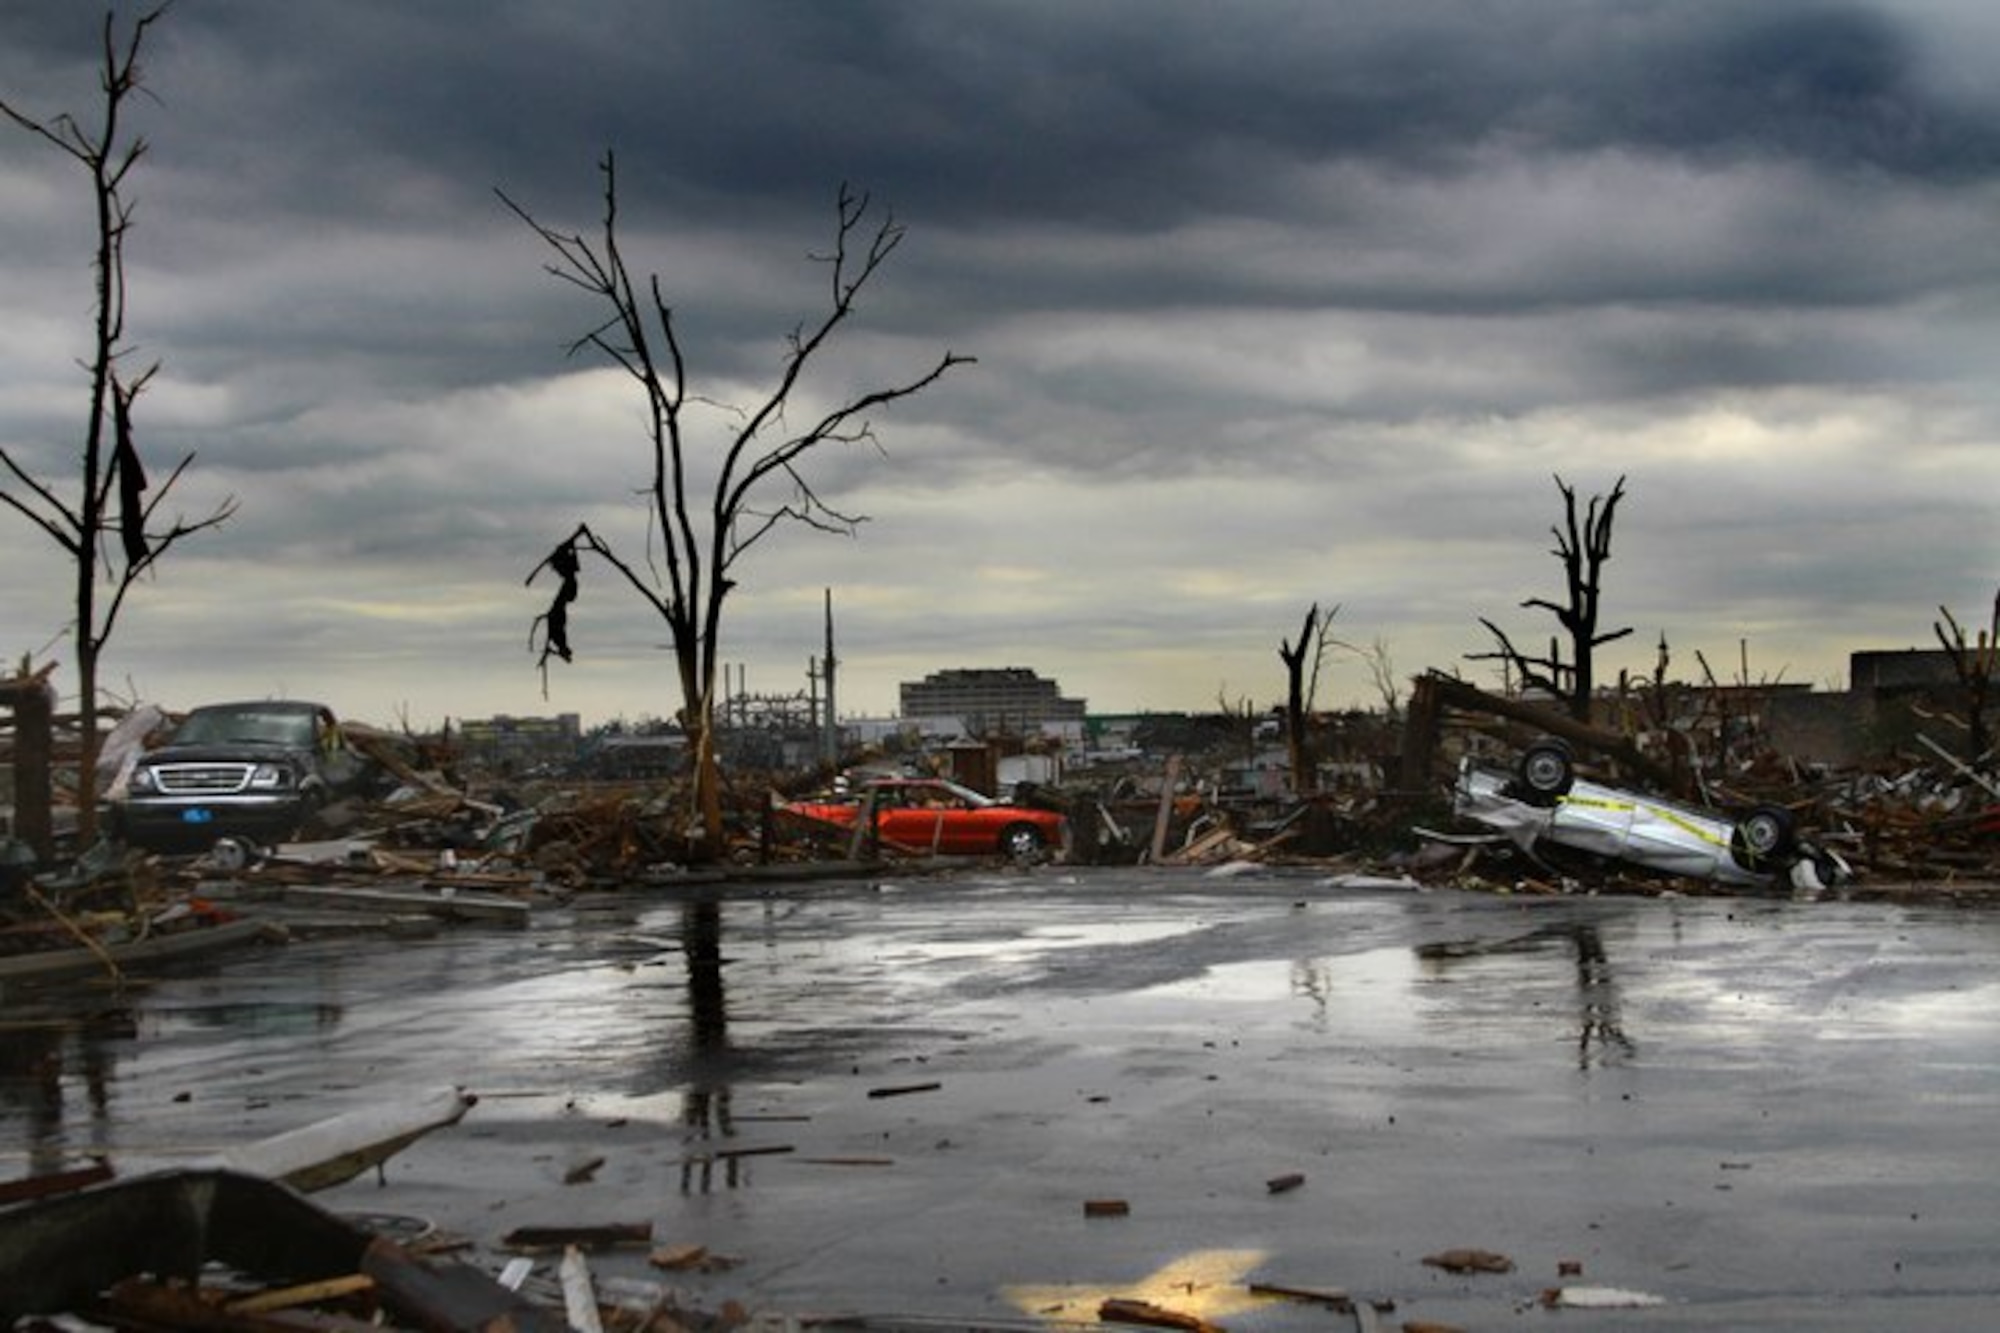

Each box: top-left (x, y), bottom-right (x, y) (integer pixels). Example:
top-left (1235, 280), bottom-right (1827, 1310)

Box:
top-left (3, 864), bottom-right (1998, 1330)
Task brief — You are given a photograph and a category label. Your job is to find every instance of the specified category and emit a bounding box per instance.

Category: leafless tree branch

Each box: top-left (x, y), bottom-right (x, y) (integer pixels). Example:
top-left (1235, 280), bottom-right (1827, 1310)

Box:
top-left (505, 160), bottom-right (971, 851)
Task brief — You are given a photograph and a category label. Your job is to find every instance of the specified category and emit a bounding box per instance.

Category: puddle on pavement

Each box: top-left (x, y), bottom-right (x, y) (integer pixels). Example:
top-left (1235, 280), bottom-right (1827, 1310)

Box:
top-left (140, 1002), bottom-right (345, 1039)
top-left (1142, 944), bottom-right (1412, 1001)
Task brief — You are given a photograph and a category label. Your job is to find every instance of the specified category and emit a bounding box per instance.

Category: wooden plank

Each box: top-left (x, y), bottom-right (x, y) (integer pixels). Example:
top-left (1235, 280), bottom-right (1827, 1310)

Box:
top-left (867, 1081), bottom-right (942, 1099)
top-left (224, 1274), bottom-right (376, 1315)
top-left (501, 1222), bottom-right (653, 1252)
top-left (1247, 1280), bottom-right (1351, 1311)
top-left (1148, 756), bottom-right (1183, 863)
top-left (0, 1160), bottom-right (115, 1206)
top-left (108, 1277), bottom-right (379, 1331)
top-left (1099, 1297), bottom-right (1222, 1333)
top-left (220, 1085), bottom-right (477, 1193)
top-left (560, 1246), bottom-right (604, 1333)
top-left (0, 917), bottom-right (284, 985)
top-left (280, 884), bottom-right (528, 926)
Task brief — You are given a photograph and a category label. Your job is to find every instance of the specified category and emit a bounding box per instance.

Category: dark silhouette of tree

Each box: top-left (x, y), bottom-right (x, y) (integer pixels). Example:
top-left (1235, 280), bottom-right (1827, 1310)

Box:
top-left (503, 156), bottom-right (970, 855)
top-left (1471, 474), bottom-right (1631, 721)
top-left (1278, 602), bottom-right (1338, 793)
top-left (1934, 587), bottom-right (2000, 770)
top-left (0, 6), bottom-right (236, 841)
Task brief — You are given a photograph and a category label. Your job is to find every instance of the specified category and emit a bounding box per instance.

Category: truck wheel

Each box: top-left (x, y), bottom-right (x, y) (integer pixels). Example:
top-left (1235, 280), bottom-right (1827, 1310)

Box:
top-left (1730, 806), bottom-right (1797, 871)
top-left (1518, 741), bottom-right (1575, 804)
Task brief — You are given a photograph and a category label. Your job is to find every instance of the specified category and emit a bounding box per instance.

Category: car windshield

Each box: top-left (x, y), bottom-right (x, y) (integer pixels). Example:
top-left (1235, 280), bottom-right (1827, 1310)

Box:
top-left (172, 708), bottom-right (316, 747)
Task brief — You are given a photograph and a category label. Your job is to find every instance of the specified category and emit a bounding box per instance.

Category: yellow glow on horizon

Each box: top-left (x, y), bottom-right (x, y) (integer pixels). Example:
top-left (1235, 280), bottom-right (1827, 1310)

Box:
top-left (978, 564), bottom-right (1052, 585)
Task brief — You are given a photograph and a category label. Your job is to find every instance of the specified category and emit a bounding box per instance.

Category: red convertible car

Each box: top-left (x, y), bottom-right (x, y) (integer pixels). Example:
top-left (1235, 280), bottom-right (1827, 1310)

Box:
top-left (783, 777), bottom-right (1066, 859)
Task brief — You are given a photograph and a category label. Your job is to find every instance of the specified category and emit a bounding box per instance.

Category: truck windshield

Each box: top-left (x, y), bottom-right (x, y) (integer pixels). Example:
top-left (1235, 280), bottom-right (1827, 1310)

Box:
top-left (173, 708), bottom-right (316, 747)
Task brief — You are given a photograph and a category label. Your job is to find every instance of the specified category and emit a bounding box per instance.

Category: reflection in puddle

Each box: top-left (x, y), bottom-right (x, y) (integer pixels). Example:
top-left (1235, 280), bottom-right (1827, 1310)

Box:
top-left (1125, 946), bottom-right (1425, 1042)
top-left (145, 1002), bottom-right (344, 1038)
top-left (1023, 920), bottom-right (1201, 949)
top-left (1124, 923), bottom-right (1636, 1068)
top-left (1417, 922), bottom-right (1634, 1068)
top-left (0, 1010), bottom-right (135, 1173)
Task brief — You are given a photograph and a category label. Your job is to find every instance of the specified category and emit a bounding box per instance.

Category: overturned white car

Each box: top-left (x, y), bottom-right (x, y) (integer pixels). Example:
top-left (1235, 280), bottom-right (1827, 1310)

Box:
top-left (1453, 740), bottom-right (1845, 892)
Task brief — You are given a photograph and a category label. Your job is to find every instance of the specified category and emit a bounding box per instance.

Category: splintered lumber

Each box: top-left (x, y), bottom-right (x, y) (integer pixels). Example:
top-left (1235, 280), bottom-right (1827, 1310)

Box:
top-left (648, 1244), bottom-right (743, 1272)
top-left (0, 1168), bottom-right (562, 1332)
top-left (560, 1246), bottom-right (605, 1333)
top-left (107, 1277), bottom-right (380, 1332)
top-left (0, 917), bottom-right (286, 986)
top-left (682, 1144), bottom-right (794, 1163)
top-left (1162, 824), bottom-right (1239, 866)
top-left (279, 884), bottom-right (529, 927)
top-left (502, 1222), bottom-right (654, 1252)
top-left (1247, 1280), bottom-right (1352, 1311)
top-left (866, 1081), bottom-right (942, 1099)
top-left (359, 1236), bottom-right (567, 1331)
top-left (1099, 1297), bottom-right (1222, 1333)
top-left (1148, 756), bottom-right (1184, 863)
top-left (219, 1086), bottom-right (478, 1193)
top-left (1421, 1247), bottom-right (1514, 1274)
top-left (0, 1159), bottom-right (114, 1206)
top-left (224, 1274), bottom-right (377, 1315)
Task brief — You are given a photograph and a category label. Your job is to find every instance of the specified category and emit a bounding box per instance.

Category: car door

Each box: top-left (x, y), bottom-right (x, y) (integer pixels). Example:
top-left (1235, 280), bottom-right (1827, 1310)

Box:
top-left (877, 784), bottom-right (969, 854)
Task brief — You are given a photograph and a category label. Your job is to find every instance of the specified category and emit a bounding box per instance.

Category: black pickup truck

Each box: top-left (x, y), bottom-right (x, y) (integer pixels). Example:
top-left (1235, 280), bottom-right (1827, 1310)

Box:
top-left (109, 700), bottom-right (373, 852)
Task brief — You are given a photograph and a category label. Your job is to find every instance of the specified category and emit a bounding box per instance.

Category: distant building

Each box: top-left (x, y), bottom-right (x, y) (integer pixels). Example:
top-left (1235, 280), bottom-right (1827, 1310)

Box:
top-left (585, 731), bottom-right (689, 780)
top-left (1765, 649), bottom-right (1974, 764)
top-left (899, 667), bottom-right (1086, 734)
top-left (456, 713), bottom-right (582, 774)
top-left (1849, 649), bottom-right (1960, 692)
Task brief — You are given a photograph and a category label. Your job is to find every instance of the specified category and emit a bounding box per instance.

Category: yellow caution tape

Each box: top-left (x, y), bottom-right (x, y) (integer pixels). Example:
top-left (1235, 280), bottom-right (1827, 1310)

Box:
top-left (1558, 795), bottom-right (1728, 848)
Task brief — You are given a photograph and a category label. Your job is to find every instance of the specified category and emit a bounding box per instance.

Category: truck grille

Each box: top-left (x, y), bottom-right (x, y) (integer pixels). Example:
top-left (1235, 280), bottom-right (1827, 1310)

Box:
top-left (153, 764), bottom-right (257, 795)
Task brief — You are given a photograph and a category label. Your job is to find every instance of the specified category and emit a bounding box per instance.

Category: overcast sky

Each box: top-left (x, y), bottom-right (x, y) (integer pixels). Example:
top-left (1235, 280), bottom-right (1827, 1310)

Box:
top-left (4, 1), bottom-right (1999, 730)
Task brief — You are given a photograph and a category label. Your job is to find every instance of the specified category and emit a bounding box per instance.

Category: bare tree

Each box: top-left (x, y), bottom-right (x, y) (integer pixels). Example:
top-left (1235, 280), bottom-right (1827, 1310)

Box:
top-left (1, 6), bottom-right (236, 841)
top-left (1357, 635), bottom-right (1403, 722)
top-left (1277, 602), bottom-right (1339, 793)
top-left (1471, 474), bottom-right (1631, 721)
top-left (504, 156), bottom-right (971, 855)
top-left (1934, 587), bottom-right (2000, 770)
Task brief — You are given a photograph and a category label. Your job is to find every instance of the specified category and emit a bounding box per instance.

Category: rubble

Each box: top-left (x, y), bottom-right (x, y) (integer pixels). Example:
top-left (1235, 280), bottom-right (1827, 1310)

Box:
top-left (0, 1169), bottom-right (568, 1331)
top-left (1420, 1248), bottom-right (1515, 1275)
top-left (1, 674), bottom-right (1997, 1025)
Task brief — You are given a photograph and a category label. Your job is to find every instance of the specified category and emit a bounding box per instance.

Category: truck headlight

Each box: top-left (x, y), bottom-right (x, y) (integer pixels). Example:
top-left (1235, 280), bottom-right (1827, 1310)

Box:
top-left (128, 767), bottom-right (158, 794)
top-left (247, 764), bottom-right (292, 790)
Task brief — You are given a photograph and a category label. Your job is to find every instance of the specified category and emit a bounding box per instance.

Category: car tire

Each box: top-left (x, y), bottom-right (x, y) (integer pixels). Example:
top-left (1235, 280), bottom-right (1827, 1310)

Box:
top-left (1518, 740), bottom-right (1575, 804)
top-left (1730, 806), bottom-right (1798, 871)
top-left (999, 822), bottom-right (1046, 859)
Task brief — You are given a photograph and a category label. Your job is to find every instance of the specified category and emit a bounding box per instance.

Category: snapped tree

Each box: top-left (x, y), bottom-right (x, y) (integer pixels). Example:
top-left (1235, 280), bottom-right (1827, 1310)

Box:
top-left (1277, 601), bottom-right (1339, 794)
top-left (1470, 473), bottom-right (1632, 721)
top-left (1933, 587), bottom-right (2000, 770)
top-left (0, 6), bottom-right (236, 841)
top-left (504, 156), bottom-right (971, 855)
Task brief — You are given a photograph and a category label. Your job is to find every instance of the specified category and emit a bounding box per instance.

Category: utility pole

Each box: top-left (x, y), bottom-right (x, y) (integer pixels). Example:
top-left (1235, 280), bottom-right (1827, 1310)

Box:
top-left (822, 588), bottom-right (839, 768)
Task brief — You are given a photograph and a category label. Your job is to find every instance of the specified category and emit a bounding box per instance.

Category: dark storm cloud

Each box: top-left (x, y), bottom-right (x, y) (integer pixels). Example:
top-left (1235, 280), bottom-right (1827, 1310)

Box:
top-left (143, 2), bottom-right (2000, 218)
top-left (5, 0), bottom-right (1999, 723)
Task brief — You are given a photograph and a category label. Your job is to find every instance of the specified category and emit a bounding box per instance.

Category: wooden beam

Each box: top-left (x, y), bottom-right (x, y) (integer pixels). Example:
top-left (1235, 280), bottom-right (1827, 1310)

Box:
top-left (1, 680), bottom-right (54, 860)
